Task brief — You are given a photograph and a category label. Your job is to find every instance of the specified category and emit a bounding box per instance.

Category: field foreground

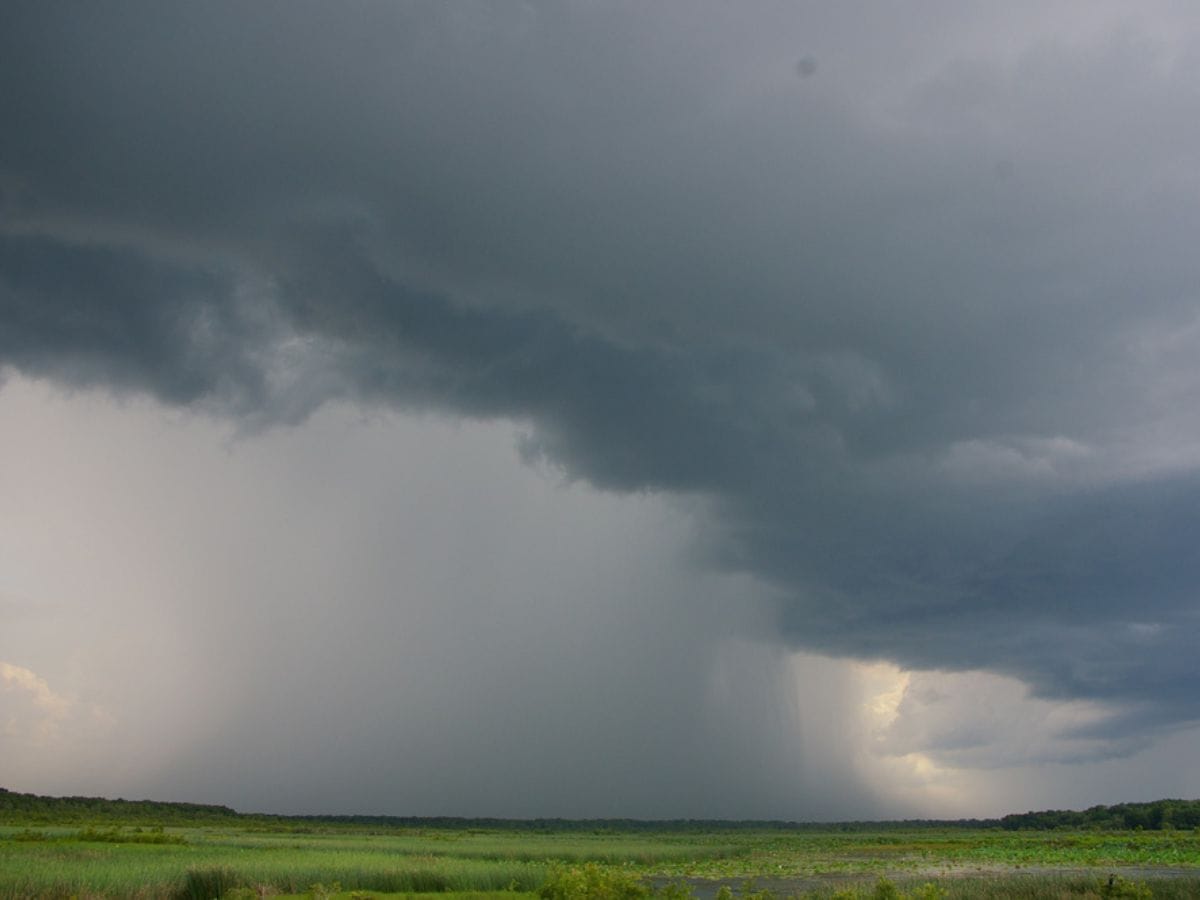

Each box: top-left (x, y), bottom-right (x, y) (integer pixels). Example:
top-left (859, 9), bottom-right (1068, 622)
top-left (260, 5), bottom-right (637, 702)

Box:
top-left (3, 823), bottom-right (1200, 899)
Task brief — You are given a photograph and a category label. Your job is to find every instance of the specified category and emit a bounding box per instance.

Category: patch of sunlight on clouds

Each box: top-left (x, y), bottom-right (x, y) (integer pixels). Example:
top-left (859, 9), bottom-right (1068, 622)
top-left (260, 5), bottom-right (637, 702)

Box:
top-left (0, 660), bottom-right (112, 747)
top-left (873, 667), bottom-right (1122, 770)
top-left (849, 660), bottom-right (972, 813)
top-left (858, 661), bottom-right (910, 729)
top-left (0, 660), bottom-right (70, 720)
top-left (786, 655), bottom-right (1151, 818)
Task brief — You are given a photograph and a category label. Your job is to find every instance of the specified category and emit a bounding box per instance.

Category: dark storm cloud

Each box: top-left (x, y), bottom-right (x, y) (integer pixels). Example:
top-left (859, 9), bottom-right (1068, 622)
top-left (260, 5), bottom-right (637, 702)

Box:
top-left (5, 0), bottom-right (1200, 760)
top-left (0, 234), bottom-right (267, 407)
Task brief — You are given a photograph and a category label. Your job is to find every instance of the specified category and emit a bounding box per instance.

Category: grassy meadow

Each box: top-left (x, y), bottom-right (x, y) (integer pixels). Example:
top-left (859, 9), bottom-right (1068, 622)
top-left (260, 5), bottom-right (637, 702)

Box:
top-left (3, 823), bottom-right (1200, 899)
top-left (4, 792), bottom-right (1200, 898)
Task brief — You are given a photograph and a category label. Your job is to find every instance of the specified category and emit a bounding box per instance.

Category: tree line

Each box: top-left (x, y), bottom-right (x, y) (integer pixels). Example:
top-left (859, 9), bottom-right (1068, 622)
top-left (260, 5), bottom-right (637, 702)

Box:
top-left (4, 786), bottom-right (1198, 831)
top-left (999, 799), bottom-right (1200, 831)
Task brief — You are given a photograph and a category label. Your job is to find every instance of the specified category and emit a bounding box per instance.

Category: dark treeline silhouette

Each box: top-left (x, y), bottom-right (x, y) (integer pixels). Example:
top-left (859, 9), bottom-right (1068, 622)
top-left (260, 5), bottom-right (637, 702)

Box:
top-left (2, 787), bottom-right (1197, 831)
top-left (0, 788), bottom-right (994, 830)
top-left (0, 788), bottom-right (238, 825)
top-left (999, 799), bottom-right (1200, 831)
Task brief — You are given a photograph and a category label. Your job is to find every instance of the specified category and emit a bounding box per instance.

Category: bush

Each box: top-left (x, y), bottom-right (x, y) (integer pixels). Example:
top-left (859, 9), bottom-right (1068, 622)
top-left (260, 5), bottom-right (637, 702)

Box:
top-left (1101, 874), bottom-right (1153, 899)
top-left (78, 825), bottom-right (187, 844)
top-left (909, 883), bottom-right (947, 900)
top-left (829, 879), bottom-right (947, 900)
top-left (179, 866), bottom-right (243, 900)
top-left (539, 863), bottom-right (650, 900)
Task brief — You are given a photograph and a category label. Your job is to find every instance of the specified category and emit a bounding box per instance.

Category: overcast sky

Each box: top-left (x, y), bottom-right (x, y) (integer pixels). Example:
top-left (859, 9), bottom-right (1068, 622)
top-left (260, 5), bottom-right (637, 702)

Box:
top-left (4, 1), bottom-right (1200, 820)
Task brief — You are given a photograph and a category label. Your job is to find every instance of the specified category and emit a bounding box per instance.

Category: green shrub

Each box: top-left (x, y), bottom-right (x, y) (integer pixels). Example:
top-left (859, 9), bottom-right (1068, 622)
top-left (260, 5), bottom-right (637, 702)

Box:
top-left (76, 824), bottom-right (187, 844)
top-left (11, 829), bottom-right (49, 841)
top-left (908, 883), bottom-right (947, 900)
top-left (539, 863), bottom-right (649, 900)
top-left (180, 866), bottom-right (243, 900)
top-left (1100, 874), bottom-right (1153, 899)
top-left (741, 881), bottom-right (777, 900)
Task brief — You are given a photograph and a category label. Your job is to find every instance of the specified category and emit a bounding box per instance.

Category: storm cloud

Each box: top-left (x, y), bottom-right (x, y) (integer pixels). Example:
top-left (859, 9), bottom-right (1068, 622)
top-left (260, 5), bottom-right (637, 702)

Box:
top-left (4, 1), bottom-right (1200, 815)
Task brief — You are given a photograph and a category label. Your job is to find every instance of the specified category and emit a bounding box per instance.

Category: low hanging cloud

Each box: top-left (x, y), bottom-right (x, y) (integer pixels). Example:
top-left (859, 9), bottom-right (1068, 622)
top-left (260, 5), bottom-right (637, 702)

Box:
top-left (5, 0), bottom-right (1200, 800)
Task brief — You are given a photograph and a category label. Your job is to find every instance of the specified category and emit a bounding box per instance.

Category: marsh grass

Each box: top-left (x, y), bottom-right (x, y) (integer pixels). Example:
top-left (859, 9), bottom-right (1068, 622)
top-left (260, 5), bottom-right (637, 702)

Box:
top-left (2, 825), bottom-right (1199, 899)
top-left (0, 836), bottom-right (546, 899)
top-left (7, 826), bottom-right (185, 845)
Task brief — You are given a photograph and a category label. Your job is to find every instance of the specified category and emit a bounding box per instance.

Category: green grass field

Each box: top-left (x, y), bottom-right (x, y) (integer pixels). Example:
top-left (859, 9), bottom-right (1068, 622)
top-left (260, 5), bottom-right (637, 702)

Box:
top-left (3, 823), bottom-right (1200, 899)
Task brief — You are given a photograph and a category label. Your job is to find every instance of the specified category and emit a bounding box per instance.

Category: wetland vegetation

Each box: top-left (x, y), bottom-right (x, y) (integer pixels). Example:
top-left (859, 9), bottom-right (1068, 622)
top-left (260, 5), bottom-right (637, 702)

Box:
top-left (3, 789), bottom-right (1200, 899)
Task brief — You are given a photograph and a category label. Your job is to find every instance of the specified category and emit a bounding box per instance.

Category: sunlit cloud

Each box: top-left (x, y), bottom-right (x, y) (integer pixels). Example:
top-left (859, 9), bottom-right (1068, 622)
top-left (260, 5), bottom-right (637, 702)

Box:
top-left (0, 659), bottom-right (113, 752)
top-left (0, 661), bottom-right (70, 737)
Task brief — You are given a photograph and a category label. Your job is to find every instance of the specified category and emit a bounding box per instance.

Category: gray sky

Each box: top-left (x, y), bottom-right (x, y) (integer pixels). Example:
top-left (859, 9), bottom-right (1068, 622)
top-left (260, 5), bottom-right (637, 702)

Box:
top-left (4, 1), bottom-right (1200, 818)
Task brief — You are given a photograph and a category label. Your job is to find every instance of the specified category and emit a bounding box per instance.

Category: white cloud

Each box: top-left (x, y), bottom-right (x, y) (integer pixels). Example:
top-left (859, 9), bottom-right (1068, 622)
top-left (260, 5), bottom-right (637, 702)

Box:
top-left (822, 658), bottom-right (1200, 818)
top-left (0, 661), bottom-right (69, 715)
top-left (0, 661), bottom-right (70, 739)
top-left (0, 658), bottom-right (113, 777)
